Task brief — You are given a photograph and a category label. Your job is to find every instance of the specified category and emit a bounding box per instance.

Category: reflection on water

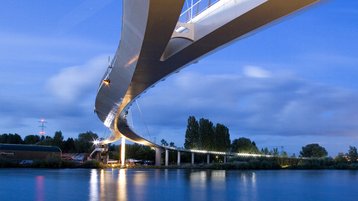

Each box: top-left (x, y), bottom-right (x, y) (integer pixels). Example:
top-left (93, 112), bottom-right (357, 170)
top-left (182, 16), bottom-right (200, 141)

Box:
top-left (187, 170), bottom-right (257, 201)
top-left (88, 169), bottom-right (260, 201)
top-left (239, 172), bottom-right (257, 201)
top-left (89, 169), bottom-right (98, 201)
top-left (35, 175), bottom-right (44, 201)
top-left (3, 169), bottom-right (356, 201)
top-left (90, 169), bottom-right (129, 201)
top-left (117, 169), bottom-right (127, 201)
top-left (189, 170), bottom-right (208, 188)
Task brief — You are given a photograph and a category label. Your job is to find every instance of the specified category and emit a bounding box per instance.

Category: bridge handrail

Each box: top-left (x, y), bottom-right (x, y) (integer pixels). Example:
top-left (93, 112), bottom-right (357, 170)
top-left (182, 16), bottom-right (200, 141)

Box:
top-left (161, 145), bottom-right (278, 157)
top-left (180, 0), bottom-right (220, 22)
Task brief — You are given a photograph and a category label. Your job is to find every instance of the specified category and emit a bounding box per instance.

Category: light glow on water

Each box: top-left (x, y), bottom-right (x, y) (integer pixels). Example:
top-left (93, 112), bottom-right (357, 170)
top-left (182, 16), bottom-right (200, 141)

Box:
top-left (35, 176), bottom-right (44, 201)
top-left (90, 169), bottom-right (98, 201)
top-left (117, 169), bottom-right (127, 201)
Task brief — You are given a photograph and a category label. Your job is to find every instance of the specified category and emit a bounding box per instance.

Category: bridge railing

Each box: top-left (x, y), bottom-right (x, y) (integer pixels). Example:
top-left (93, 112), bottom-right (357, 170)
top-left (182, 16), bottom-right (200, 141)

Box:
top-left (180, 0), bottom-right (220, 22)
top-left (98, 55), bottom-right (117, 90)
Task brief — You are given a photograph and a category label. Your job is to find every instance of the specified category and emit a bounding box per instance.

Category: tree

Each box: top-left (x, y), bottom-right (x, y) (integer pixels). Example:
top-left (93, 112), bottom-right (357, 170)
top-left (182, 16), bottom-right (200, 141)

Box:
top-left (198, 118), bottom-right (214, 150)
top-left (0, 133), bottom-right (23, 144)
top-left (9, 134), bottom-right (23, 144)
top-left (75, 131), bottom-right (98, 153)
top-left (231, 137), bottom-right (259, 153)
top-left (37, 136), bottom-right (53, 146)
top-left (52, 131), bottom-right (64, 149)
top-left (281, 150), bottom-right (288, 157)
top-left (184, 116), bottom-right (199, 149)
top-left (125, 143), bottom-right (155, 161)
top-left (24, 135), bottom-right (40, 144)
top-left (335, 152), bottom-right (348, 163)
top-left (299, 143), bottom-right (328, 158)
top-left (272, 147), bottom-right (279, 156)
top-left (63, 138), bottom-right (76, 153)
top-left (213, 123), bottom-right (230, 151)
top-left (261, 147), bottom-right (270, 155)
top-left (161, 139), bottom-right (168, 146)
top-left (347, 146), bottom-right (358, 162)
top-left (184, 116), bottom-right (232, 151)
top-left (169, 142), bottom-right (175, 147)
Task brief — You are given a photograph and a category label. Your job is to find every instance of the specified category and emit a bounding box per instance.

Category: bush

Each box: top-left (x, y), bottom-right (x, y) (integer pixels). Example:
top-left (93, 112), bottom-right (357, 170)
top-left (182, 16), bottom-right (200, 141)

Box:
top-left (0, 159), bottom-right (19, 168)
top-left (32, 159), bottom-right (62, 168)
top-left (80, 160), bottom-right (104, 168)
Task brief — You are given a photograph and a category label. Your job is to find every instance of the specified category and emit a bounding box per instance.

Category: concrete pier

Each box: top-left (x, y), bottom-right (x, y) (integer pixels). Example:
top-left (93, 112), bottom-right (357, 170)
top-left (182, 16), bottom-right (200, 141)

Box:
top-left (121, 137), bottom-right (126, 167)
top-left (165, 149), bottom-right (169, 166)
top-left (155, 147), bottom-right (162, 166)
top-left (177, 151), bottom-right (181, 165)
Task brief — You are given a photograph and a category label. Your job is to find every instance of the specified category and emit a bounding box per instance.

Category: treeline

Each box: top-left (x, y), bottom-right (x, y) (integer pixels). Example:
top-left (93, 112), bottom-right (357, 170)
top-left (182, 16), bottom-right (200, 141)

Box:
top-left (184, 116), bottom-right (262, 153)
top-left (108, 143), bottom-right (155, 161)
top-left (184, 116), bottom-right (231, 151)
top-left (0, 131), bottom-right (98, 153)
top-left (183, 116), bottom-right (358, 161)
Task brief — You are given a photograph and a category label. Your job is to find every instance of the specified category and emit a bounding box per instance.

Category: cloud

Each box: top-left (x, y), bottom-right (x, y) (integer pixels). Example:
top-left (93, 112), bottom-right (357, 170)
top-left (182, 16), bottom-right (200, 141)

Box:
top-left (243, 66), bottom-right (272, 78)
top-left (131, 69), bottom-right (358, 140)
top-left (0, 55), bottom-right (111, 139)
top-left (46, 55), bottom-right (108, 103)
top-left (57, 0), bottom-right (115, 34)
top-left (0, 32), bottom-right (110, 64)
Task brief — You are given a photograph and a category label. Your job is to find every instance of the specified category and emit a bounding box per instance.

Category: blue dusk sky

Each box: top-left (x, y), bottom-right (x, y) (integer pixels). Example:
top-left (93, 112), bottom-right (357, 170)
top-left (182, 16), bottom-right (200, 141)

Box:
top-left (0, 0), bottom-right (357, 155)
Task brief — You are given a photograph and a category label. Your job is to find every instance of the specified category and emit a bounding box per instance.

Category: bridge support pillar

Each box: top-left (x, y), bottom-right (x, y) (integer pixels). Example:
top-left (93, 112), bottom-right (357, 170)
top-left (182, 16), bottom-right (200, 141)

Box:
top-left (155, 147), bottom-right (162, 166)
top-left (191, 152), bottom-right (195, 165)
top-left (207, 154), bottom-right (210, 164)
top-left (121, 137), bottom-right (126, 167)
top-left (224, 155), bottom-right (227, 163)
top-left (165, 149), bottom-right (169, 166)
top-left (177, 151), bottom-right (181, 166)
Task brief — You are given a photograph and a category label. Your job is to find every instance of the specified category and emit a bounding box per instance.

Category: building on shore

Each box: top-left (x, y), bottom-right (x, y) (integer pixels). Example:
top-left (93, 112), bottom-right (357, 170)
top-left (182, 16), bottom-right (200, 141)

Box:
top-left (0, 144), bottom-right (61, 162)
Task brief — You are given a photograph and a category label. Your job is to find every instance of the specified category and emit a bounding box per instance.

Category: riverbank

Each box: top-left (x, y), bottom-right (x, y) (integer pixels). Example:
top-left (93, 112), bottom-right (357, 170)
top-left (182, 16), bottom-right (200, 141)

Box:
top-left (2, 157), bottom-right (358, 170)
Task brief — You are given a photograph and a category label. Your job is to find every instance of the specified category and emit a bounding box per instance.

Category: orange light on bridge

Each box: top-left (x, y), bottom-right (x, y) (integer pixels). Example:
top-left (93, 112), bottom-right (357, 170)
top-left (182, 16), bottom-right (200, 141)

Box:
top-left (103, 79), bottom-right (111, 86)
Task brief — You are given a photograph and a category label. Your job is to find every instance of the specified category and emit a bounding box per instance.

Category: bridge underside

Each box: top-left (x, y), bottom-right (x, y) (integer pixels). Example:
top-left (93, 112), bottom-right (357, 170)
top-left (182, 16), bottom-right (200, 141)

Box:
top-left (94, 0), bottom-right (319, 147)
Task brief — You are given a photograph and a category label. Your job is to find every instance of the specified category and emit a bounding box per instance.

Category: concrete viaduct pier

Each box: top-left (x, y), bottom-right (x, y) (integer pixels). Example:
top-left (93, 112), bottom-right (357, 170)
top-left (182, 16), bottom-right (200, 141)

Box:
top-left (157, 147), bottom-right (233, 167)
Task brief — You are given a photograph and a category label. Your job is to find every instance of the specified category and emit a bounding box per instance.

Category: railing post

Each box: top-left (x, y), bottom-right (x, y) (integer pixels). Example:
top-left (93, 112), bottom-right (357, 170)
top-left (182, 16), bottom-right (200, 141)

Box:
top-left (190, 0), bottom-right (194, 21)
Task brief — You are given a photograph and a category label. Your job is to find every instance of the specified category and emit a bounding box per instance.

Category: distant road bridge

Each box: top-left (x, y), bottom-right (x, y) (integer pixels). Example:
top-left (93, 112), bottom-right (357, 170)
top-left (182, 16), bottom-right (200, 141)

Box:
top-left (94, 0), bottom-right (319, 166)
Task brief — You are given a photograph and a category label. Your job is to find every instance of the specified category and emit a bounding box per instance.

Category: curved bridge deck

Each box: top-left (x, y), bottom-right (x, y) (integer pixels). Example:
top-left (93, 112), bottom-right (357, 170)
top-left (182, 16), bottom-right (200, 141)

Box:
top-left (94, 0), bottom-right (319, 154)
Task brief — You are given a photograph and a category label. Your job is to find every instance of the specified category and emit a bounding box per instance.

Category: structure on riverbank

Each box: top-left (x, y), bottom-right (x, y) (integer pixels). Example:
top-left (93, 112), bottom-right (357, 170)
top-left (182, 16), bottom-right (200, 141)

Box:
top-left (0, 144), bottom-right (61, 162)
top-left (94, 0), bottom-right (320, 166)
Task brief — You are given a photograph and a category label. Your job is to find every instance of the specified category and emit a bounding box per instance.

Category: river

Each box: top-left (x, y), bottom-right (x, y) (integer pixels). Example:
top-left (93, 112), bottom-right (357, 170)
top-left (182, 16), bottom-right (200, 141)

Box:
top-left (0, 169), bottom-right (357, 201)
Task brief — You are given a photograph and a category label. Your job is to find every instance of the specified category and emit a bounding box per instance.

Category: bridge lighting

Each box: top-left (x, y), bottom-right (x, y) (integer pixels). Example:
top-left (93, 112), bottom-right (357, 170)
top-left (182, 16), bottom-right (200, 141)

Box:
top-left (175, 26), bottom-right (188, 33)
top-left (92, 139), bottom-right (100, 145)
top-left (102, 79), bottom-right (110, 86)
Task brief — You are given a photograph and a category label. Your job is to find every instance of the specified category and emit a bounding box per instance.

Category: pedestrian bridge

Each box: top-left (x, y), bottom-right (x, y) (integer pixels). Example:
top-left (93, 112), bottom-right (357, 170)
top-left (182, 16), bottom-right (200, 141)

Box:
top-left (94, 0), bottom-right (319, 165)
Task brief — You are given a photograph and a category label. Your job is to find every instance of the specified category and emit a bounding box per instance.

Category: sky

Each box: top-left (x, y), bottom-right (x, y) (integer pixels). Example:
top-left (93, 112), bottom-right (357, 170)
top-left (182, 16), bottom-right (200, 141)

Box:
top-left (0, 0), bottom-right (357, 156)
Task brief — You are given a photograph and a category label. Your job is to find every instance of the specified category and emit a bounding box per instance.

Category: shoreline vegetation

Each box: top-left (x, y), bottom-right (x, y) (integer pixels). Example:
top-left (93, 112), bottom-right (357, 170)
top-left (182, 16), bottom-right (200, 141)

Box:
top-left (1, 157), bottom-right (358, 170)
top-left (1, 116), bottom-right (358, 170)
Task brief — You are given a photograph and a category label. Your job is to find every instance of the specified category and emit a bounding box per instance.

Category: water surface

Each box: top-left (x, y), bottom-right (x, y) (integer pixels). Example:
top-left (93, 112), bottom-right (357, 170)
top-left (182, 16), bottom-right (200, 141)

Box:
top-left (0, 169), bottom-right (357, 201)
